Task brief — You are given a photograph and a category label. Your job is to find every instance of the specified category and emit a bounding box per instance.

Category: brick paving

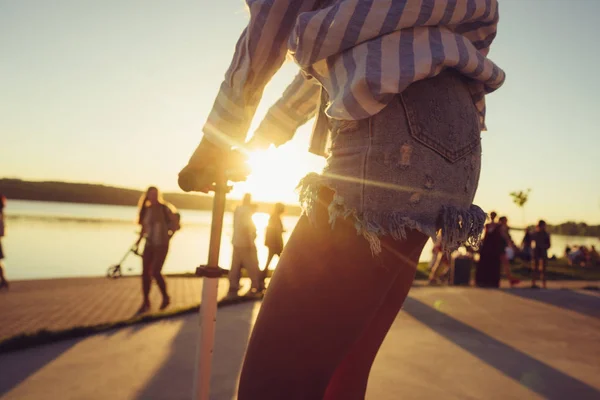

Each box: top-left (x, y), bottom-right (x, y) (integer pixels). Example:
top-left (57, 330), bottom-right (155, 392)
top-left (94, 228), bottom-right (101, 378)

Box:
top-left (0, 276), bottom-right (251, 342)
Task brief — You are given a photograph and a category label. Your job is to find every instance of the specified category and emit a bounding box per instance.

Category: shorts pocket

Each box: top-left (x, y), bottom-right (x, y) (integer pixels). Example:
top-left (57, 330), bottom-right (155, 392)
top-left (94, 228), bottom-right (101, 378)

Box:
top-left (400, 73), bottom-right (481, 163)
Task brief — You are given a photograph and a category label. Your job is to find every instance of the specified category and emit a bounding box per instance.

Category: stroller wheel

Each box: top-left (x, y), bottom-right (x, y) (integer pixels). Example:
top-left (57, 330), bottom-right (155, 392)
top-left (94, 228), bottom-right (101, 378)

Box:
top-left (106, 265), bottom-right (122, 279)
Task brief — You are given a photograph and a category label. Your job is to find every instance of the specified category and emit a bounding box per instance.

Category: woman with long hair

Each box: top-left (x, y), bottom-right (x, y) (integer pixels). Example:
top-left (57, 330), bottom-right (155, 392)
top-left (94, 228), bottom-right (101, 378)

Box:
top-left (136, 186), bottom-right (176, 314)
top-left (0, 194), bottom-right (8, 290)
top-left (477, 213), bottom-right (520, 288)
top-left (260, 202), bottom-right (285, 290)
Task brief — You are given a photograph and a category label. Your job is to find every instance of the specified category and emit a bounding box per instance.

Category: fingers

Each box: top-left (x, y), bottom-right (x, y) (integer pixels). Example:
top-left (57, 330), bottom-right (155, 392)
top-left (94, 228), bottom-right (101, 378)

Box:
top-left (178, 165), bottom-right (211, 193)
top-left (178, 140), bottom-right (252, 192)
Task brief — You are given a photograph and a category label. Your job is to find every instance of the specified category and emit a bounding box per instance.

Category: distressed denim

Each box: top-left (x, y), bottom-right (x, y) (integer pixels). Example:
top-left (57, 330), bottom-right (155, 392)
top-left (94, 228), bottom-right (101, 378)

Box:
top-left (299, 70), bottom-right (486, 255)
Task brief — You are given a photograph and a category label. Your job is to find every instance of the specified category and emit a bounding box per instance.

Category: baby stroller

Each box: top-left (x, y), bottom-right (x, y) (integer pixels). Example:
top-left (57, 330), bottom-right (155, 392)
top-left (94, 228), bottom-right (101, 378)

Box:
top-left (106, 239), bottom-right (143, 279)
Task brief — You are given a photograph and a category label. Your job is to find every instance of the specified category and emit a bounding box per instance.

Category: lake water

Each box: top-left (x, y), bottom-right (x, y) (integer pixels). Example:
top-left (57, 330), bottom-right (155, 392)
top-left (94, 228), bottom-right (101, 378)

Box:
top-left (2, 200), bottom-right (599, 281)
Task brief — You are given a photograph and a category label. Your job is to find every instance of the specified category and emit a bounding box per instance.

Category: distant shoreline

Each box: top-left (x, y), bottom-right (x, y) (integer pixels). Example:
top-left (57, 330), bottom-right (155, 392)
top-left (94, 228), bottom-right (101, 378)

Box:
top-left (0, 178), bottom-right (303, 216)
top-left (2, 178), bottom-right (599, 238)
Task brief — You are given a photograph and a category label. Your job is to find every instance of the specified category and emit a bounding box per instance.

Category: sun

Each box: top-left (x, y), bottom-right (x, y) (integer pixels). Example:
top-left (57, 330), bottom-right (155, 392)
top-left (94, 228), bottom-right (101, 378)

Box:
top-left (230, 140), bottom-right (326, 205)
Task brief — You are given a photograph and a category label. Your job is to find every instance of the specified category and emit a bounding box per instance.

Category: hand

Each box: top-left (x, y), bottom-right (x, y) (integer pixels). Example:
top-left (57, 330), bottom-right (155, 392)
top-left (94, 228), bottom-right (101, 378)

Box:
top-left (178, 139), bottom-right (250, 192)
top-left (178, 139), bottom-right (227, 193)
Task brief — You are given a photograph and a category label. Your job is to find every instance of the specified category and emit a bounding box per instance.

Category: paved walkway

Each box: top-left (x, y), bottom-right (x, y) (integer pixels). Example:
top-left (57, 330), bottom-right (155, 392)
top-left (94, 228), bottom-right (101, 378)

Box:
top-left (0, 286), bottom-right (599, 399)
top-left (0, 277), bottom-right (598, 345)
top-left (0, 276), bottom-right (253, 343)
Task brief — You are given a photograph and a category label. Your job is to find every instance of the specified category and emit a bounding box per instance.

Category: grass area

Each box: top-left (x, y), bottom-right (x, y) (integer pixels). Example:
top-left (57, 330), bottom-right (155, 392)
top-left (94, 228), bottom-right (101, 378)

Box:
top-left (167, 259), bottom-right (599, 282)
top-left (0, 294), bottom-right (261, 354)
top-left (416, 258), bottom-right (600, 282)
top-left (510, 258), bottom-right (600, 281)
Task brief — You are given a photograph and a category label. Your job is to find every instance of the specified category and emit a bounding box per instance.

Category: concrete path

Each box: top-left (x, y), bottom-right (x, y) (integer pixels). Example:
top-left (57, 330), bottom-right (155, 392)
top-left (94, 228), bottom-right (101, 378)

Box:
top-left (1, 286), bottom-right (599, 400)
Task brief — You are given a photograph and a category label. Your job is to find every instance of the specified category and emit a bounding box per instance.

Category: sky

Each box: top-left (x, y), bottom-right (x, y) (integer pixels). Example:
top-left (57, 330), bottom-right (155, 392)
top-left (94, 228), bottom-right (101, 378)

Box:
top-left (1, 0), bottom-right (599, 226)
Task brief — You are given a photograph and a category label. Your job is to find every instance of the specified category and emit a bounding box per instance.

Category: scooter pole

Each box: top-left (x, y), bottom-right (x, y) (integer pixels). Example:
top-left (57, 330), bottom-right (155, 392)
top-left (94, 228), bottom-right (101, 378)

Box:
top-left (193, 168), bottom-right (230, 400)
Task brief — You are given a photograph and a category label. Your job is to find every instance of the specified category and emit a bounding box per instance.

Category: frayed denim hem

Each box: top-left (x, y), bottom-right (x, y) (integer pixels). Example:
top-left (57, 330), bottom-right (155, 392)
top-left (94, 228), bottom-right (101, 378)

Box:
top-left (298, 172), bottom-right (486, 256)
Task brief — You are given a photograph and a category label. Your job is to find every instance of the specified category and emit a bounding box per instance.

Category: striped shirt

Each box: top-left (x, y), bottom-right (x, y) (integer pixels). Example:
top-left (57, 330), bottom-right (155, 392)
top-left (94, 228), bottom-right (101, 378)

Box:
top-left (204, 0), bottom-right (505, 156)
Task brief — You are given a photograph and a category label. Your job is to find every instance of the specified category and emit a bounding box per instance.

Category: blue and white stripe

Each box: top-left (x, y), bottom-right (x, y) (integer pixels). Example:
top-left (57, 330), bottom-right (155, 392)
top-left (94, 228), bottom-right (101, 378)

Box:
top-left (253, 73), bottom-right (321, 146)
top-left (204, 0), bottom-right (505, 155)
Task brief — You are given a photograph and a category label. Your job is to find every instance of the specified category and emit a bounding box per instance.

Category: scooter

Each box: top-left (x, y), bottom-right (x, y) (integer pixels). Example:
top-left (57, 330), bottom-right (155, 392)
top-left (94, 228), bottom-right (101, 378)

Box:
top-left (188, 152), bottom-right (249, 400)
top-left (106, 239), bottom-right (143, 279)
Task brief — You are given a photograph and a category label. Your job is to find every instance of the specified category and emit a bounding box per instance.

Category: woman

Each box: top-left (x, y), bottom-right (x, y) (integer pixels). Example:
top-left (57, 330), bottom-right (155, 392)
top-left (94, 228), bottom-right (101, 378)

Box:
top-left (477, 214), bottom-right (519, 288)
top-left (179, 0), bottom-right (504, 398)
top-left (136, 186), bottom-right (176, 314)
top-left (498, 217), bottom-right (520, 287)
top-left (476, 212), bottom-right (504, 287)
top-left (260, 203), bottom-right (285, 290)
top-left (0, 194), bottom-right (8, 290)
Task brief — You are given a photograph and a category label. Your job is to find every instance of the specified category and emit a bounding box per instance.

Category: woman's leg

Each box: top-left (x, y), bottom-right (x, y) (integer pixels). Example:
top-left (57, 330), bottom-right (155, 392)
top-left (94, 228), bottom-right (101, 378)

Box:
top-left (237, 189), bottom-right (428, 399)
top-left (502, 255), bottom-right (519, 286)
top-left (151, 245), bottom-right (169, 305)
top-left (428, 251), bottom-right (442, 283)
top-left (0, 241), bottom-right (8, 289)
top-left (264, 250), bottom-right (275, 272)
top-left (260, 250), bottom-right (275, 290)
top-left (140, 247), bottom-right (153, 309)
top-left (323, 236), bottom-right (426, 400)
top-left (0, 262), bottom-right (8, 289)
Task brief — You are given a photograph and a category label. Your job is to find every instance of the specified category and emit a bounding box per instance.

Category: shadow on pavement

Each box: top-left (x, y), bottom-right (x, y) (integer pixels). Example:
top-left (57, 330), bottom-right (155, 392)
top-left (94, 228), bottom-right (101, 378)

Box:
top-left (503, 288), bottom-right (600, 319)
top-left (402, 297), bottom-right (600, 399)
top-left (0, 340), bottom-right (79, 396)
top-left (135, 301), bottom-right (257, 400)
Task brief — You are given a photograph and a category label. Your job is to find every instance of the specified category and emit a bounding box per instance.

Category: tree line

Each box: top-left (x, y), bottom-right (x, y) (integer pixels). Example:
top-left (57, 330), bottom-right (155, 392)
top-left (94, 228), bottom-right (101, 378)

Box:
top-left (545, 222), bottom-right (600, 238)
top-left (0, 178), bottom-right (302, 216)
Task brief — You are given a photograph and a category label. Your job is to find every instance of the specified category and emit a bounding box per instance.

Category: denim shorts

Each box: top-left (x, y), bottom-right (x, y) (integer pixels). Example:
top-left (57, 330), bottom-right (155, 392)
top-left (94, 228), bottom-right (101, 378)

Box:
top-left (299, 70), bottom-right (486, 254)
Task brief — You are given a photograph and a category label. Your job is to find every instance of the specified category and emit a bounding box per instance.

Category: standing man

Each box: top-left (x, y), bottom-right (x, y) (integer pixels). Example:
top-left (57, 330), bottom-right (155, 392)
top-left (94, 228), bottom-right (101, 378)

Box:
top-left (532, 220), bottom-right (551, 289)
top-left (228, 193), bottom-right (261, 296)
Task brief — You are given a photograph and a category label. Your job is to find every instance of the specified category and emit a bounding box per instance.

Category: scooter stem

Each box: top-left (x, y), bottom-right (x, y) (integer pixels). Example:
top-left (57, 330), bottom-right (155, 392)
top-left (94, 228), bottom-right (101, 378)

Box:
top-left (193, 169), bottom-right (229, 400)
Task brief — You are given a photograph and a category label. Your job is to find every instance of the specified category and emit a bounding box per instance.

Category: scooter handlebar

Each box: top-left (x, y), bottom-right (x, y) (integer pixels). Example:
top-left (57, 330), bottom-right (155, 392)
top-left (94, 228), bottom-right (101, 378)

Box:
top-left (178, 150), bottom-right (250, 193)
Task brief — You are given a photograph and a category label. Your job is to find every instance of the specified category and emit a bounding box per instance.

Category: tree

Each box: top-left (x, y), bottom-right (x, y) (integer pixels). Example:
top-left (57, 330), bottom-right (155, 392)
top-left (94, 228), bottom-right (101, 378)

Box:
top-left (509, 189), bottom-right (531, 226)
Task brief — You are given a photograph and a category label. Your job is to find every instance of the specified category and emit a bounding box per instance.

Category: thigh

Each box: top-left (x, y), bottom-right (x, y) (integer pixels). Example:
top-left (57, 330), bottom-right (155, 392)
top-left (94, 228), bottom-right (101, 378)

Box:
top-left (151, 245), bottom-right (169, 274)
top-left (324, 235), bottom-right (426, 400)
top-left (238, 189), bottom-right (427, 399)
top-left (142, 245), bottom-right (154, 274)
